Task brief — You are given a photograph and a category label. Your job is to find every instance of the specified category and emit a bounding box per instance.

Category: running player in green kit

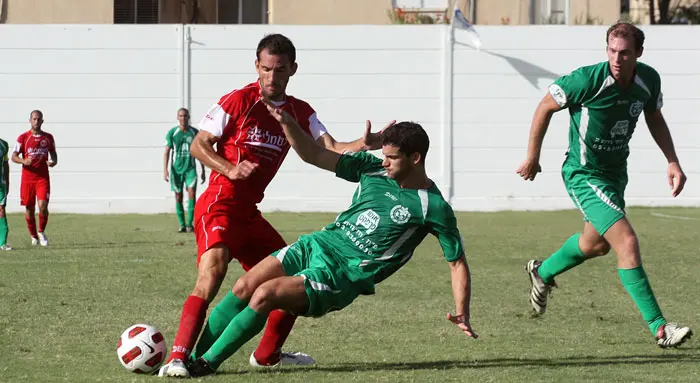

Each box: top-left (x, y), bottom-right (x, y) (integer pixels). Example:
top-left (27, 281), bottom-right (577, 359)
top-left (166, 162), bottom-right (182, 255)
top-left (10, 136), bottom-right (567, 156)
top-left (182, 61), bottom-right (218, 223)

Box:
top-left (0, 137), bottom-right (10, 250)
top-left (176, 101), bottom-right (477, 376)
top-left (517, 22), bottom-right (692, 348)
top-left (164, 108), bottom-right (206, 232)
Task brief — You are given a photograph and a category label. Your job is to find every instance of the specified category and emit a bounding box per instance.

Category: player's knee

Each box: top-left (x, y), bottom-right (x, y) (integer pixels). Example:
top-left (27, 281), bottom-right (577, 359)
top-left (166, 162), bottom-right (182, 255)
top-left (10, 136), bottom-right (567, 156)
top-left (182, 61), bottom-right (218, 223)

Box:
top-left (248, 283), bottom-right (278, 312)
top-left (580, 239), bottom-right (611, 257)
top-left (175, 193), bottom-right (184, 203)
top-left (616, 233), bottom-right (639, 259)
top-left (0, 207), bottom-right (5, 218)
top-left (232, 277), bottom-right (256, 301)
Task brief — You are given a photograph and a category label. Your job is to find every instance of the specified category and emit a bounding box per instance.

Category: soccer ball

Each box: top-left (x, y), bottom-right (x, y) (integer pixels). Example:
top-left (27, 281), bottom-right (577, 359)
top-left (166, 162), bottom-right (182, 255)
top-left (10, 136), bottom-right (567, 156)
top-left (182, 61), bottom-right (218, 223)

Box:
top-left (117, 324), bottom-right (167, 374)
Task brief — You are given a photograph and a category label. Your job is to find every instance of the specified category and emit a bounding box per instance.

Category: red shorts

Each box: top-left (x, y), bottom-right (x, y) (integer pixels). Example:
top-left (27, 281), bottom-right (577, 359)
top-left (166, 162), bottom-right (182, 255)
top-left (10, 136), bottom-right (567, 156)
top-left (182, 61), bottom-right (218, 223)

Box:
top-left (20, 178), bottom-right (50, 207)
top-left (194, 186), bottom-right (286, 270)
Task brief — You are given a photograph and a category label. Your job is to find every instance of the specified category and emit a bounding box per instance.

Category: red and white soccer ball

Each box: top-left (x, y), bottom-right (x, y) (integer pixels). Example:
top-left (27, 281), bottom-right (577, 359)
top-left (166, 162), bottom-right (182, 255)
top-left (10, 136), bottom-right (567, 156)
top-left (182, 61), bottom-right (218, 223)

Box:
top-left (117, 324), bottom-right (167, 374)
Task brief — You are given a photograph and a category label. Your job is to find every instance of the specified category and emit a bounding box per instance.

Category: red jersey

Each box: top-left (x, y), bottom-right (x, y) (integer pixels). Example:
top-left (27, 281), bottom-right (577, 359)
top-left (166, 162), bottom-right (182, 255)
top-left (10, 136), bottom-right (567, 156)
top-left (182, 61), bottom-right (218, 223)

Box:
top-left (198, 81), bottom-right (328, 205)
top-left (14, 130), bottom-right (56, 181)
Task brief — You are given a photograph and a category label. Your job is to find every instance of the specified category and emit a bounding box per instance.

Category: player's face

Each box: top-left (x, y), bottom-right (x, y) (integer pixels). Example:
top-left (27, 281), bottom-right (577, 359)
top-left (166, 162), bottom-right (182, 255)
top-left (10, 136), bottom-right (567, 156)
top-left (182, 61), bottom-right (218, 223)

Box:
top-left (255, 49), bottom-right (297, 101)
top-left (382, 145), bottom-right (417, 181)
top-left (177, 111), bottom-right (189, 126)
top-left (606, 35), bottom-right (642, 81)
top-left (29, 113), bottom-right (43, 130)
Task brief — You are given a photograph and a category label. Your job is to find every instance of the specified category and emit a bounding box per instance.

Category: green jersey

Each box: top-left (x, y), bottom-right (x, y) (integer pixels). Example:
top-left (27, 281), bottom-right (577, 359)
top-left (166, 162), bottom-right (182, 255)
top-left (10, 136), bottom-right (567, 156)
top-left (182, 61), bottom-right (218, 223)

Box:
top-left (165, 126), bottom-right (198, 174)
top-left (312, 151), bottom-right (465, 294)
top-left (549, 61), bottom-right (663, 173)
top-left (0, 138), bottom-right (8, 181)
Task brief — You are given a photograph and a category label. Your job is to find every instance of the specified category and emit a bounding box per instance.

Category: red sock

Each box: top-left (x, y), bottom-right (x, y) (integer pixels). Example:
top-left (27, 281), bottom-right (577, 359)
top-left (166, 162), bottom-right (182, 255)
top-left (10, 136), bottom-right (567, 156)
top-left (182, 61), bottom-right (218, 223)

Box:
top-left (39, 213), bottom-right (48, 232)
top-left (253, 309), bottom-right (297, 365)
top-left (168, 295), bottom-right (208, 362)
top-left (25, 214), bottom-right (37, 238)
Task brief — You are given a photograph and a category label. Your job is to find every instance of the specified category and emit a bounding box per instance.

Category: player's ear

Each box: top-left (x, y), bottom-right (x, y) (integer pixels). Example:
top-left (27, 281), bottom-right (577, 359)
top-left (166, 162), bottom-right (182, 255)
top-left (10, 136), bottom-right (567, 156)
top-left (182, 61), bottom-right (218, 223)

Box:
top-left (636, 46), bottom-right (644, 58)
top-left (290, 62), bottom-right (298, 77)
top-left (410, 152), bottom-right (421, 165)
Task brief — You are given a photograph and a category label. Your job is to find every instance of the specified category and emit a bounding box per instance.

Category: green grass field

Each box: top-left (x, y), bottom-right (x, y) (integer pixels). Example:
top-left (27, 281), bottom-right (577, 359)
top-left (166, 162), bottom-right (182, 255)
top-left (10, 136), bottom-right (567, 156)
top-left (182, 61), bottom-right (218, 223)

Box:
top-left (1, 208), bottom-right (700, 382)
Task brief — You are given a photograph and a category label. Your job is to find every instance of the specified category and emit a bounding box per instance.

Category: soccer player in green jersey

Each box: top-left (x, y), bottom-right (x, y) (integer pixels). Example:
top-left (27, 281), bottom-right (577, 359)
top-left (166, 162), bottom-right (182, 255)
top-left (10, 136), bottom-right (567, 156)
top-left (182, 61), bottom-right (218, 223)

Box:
top-left (0, 137), bottom-right (10, 250)
top-left (176, 104), bottom-right (477, 377)
top-left (164, 108), bottom-right (206, 232)
top-left (517, 22), bottom-right (692, 348)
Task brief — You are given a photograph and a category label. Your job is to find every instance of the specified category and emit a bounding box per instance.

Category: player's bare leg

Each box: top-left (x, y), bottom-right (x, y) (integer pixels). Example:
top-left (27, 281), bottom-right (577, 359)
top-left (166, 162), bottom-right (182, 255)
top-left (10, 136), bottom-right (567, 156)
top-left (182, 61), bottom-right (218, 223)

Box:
top-left (0, 205), bottom-right (11, 250)
top-left (159, 244), bottom-right (229, 378)
top-left (37, 199), bottom-right (49, 246)
top-left (190, 262), bottom-right (309, 377)
top-left (604, 218), bottom-right (692, 347)
top-left (174, 191), bottom-right (186, 232)
top-left (185, 187), bottom-right (196, 232)
top-left (24, 205), bottom-right (38, 245)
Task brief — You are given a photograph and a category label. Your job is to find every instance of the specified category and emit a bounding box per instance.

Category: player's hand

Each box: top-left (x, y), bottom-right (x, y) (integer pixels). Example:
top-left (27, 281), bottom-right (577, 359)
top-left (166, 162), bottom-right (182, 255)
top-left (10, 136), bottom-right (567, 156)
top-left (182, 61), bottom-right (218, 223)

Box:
top-left (360, 120), bottom-right (396, 151)
top-left (516, 158), bottom-right (542, 181)
top-left (226, 160), bottom-right (259, 181)
top-left (668, 162), bottom-right (686, 197)
top-left (22, 156), bottom-right (33, 166)
top-left (446, 313), bottom-right (478, 339)
top-left (47, 160), bottom-right (56, 168)
top-left (261, 97), bottom-right (295, 125)
top-left (163, 170), bottom-right (169, 182)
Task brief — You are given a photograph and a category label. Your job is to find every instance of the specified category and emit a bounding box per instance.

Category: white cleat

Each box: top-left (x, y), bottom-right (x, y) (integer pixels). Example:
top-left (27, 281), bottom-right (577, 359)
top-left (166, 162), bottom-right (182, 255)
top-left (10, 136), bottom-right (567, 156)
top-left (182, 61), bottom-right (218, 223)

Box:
top-left (657, 323), bottom-right (693, 348)
top-left (249, 351), bottom-right (316, 367)
top-left (525, 260), bottom-right (556, 315)
top-left (38, 232), bottom-right (49, 247)
top-left (157, 359), bottom-right (190, 378)
top-left (31, 237), bottom-right (39, 246)
top-left (0, 244), bottom-right (12, 251)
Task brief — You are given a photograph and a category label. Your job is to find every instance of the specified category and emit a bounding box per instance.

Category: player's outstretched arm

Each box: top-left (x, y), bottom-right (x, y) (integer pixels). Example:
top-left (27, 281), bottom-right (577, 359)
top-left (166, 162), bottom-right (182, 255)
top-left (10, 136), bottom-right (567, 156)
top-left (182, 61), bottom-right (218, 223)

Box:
top-left (190, 130), bottom-right (258, 181)
top-left (263, 98), bottom-right (340, 173)
top-left (645, 109), bottom-right (686, 197)
top-left (516, 92), bottom-right (562, 181)
top-left (446, 255), bottom-right (477, 339)
top-left (317, 120), bottom-right (396, 153)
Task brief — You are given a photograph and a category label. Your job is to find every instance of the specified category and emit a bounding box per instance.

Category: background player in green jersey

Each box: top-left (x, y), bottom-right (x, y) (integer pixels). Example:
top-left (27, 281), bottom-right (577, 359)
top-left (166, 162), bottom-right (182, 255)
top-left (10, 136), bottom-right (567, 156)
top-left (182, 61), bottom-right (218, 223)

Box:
top-left (175, 102), bottom-right (477, 377)
top-left (164, 108), bottom-right (206, 232)
top-left (0, 138), bottom-right (10, 250)
top-left (516, 22), bottom-right (691, 348)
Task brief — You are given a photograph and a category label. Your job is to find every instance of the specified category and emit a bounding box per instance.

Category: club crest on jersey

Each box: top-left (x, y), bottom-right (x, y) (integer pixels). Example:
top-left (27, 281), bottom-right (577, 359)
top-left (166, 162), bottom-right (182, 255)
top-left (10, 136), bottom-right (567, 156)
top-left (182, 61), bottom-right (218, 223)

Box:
top-left (629, 100), bottom-right (644, 118)
top-left (40, 139), bottom-right (48, 148)
top-left (356, 209), bottom-right (380, 234)
top-left (245, 126), bottom-right (287, 152)
top-left (390, 205), bottom-right (411, 224)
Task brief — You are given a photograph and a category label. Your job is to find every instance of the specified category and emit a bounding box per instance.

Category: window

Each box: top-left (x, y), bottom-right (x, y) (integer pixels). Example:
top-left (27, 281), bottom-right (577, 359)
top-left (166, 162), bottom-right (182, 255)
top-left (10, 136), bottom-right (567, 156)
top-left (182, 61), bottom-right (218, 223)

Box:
top-left (535, 0), bottom-right (566, 24)
top-left (392, 0), bottom-right (449, 9)
top-left (217, 0), bottom-right (268, 24)
top-left (114, 0), bottom-right (159, 24)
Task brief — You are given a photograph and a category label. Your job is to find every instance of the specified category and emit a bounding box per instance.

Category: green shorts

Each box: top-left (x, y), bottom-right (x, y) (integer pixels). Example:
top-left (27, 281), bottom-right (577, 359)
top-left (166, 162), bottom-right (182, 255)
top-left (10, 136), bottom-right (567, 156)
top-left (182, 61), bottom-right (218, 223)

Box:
top-left (170, 168), bottom-right (197, 193)
top-left (0, 182), bottom-right (6, 206)
top-left (562, 163), bottom-right (628, 235)
top-left (271, 235), bottom-right (361, 318)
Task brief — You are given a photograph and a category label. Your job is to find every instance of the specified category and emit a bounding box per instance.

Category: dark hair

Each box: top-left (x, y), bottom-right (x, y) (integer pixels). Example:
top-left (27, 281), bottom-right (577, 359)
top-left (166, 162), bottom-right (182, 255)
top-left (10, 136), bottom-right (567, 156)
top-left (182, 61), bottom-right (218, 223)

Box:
top-left (381, 121), bottom-right (430, 163)
top-left (30, 110), bottom-right (43, 119)
top-left (177, 107), bottom-right (189, 115)
top-left (256, 33), bottom-right (296, 63)
top-left (606, 22), bottom-right (645, 52)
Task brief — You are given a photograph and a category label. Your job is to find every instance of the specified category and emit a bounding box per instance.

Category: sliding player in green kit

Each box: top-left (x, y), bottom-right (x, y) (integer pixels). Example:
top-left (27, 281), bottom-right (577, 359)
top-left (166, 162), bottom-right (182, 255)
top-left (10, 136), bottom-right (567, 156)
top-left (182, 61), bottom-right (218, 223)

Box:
top-left (517, 22), bottom-right (692, 348)
top-left (173, 103), bottom-right (477, 377)
top-left (164, 108), bottom-right (206, 232)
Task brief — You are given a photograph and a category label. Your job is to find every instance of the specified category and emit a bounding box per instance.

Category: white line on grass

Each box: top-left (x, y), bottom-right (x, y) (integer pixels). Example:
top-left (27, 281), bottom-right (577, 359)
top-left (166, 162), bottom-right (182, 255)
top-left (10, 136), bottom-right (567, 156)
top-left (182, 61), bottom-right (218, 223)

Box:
top-left (650, 212), bottom-right (699, 221)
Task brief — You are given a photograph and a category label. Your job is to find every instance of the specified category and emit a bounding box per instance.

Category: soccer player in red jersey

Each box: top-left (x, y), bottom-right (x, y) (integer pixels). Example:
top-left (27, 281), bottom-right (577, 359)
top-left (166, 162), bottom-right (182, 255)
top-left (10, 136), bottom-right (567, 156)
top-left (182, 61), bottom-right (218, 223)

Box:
top-left (158, 34), bottom-right (392, 377)
top-left (11, 110), bottom-right (57, 247)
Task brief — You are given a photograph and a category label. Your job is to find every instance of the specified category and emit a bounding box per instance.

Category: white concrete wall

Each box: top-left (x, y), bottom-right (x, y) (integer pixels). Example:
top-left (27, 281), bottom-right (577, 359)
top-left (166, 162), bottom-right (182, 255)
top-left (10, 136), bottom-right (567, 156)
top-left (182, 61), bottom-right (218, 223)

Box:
top-left (0, 24), bottom-right (698, 213)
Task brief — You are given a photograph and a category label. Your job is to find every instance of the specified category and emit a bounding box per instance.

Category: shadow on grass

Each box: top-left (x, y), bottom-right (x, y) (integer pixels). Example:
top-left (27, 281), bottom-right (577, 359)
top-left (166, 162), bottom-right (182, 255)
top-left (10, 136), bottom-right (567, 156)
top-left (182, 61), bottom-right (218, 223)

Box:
top-left (215, 353), bottom-right (700, 375)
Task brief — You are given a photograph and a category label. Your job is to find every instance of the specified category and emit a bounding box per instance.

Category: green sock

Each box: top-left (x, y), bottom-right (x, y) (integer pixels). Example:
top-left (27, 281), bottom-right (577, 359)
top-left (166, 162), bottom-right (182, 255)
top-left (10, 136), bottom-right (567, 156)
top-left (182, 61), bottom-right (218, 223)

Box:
top-left (175, 202), bottom-right (185, 228)
top-left (0, 216), bottom-right (8, 246)
top-left (538, 233), bottom-right (585, 284)
top-left (202, 306), bottom-right (268, 370)
top-left (192, 291), bottom-right (247, 359)
top-left (187, 198), bottom-right (195, 227)
top-left (618, 266), bottom-right (666, 335)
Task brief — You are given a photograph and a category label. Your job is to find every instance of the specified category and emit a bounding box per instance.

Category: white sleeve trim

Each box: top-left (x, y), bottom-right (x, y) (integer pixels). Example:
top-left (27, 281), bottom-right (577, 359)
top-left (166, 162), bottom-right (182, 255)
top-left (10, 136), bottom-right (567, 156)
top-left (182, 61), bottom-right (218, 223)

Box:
top-left (308, 113), bottom-right (328, 140)
top-left (199, 103), bottom-right (231, 138)
top-left (548, 84), bottom-right (567, 107)
top-left (13, 142), bottom-right (20, 153)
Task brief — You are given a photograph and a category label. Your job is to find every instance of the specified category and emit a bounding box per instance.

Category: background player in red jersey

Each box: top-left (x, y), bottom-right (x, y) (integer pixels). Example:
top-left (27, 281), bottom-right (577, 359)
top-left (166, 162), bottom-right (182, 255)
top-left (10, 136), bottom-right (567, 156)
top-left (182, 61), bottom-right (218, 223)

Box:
top-left (11, 110), bottom-right (57, 247)
top-left (158, 34), bottom-right (392, 377)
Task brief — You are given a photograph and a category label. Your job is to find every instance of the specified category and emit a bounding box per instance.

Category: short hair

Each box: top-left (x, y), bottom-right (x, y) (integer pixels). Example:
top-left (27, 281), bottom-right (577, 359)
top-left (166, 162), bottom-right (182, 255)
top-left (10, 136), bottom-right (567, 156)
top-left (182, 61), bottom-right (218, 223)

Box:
top-left (30, 110), bottom-right (43, 119)
top-left (381, 121), bottom-right (430, 163)
top-left (256, 33), bottom-right (296, 64)
top-left (606, 22), bottom-right (645, 51)
top-left (177, 108), bottom-right (189, 115)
